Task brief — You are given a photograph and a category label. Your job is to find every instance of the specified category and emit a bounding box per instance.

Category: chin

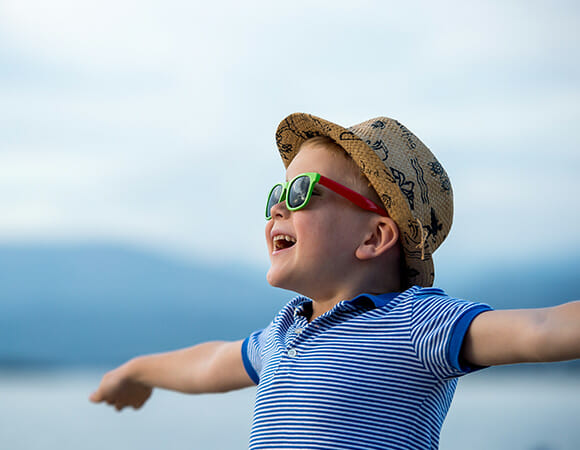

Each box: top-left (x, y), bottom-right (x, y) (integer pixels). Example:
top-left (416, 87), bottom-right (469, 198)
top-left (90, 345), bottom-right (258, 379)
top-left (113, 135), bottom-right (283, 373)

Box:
top-left (266, 268), bottom-right (299, 293)
top-left (266, 267), bottom-right (282, 288)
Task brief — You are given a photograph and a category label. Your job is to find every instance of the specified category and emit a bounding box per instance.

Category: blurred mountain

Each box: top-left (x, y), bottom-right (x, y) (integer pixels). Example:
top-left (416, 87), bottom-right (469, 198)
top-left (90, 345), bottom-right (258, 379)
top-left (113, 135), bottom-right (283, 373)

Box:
top-left (0, 244), bottom-right (290, 367)
top-left (437, 253), bottom-right (580, 310)
top-left (0, 244), bottom-right (578, 368)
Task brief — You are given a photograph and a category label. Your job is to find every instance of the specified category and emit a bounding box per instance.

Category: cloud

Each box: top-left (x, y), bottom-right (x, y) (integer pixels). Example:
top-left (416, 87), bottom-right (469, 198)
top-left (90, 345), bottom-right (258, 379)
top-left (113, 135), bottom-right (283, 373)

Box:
top-left (1, 0), bottom-right (579, 267)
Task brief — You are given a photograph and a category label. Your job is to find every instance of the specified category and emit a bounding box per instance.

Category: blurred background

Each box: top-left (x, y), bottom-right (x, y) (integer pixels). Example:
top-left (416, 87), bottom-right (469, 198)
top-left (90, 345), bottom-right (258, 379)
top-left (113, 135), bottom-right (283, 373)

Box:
top-left (1, 0), bottom-right (579, 449)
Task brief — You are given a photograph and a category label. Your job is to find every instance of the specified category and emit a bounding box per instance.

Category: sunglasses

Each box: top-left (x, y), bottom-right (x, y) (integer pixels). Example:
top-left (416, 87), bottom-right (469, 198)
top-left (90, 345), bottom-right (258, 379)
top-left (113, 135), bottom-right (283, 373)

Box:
top-left (266, 172), bottom-right (388, 220)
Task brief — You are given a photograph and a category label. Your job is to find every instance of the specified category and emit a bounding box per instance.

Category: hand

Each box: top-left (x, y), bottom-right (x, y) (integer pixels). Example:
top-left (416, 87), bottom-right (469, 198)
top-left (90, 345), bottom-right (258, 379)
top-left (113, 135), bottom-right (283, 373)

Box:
top-left (89, 363), bottom-right (153, 411)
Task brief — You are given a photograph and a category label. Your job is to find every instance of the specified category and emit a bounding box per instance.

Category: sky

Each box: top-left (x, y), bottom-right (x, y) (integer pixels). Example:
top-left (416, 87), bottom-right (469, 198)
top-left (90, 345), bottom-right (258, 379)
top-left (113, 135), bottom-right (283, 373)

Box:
top-left (1, 0), bottom-right (579, 275)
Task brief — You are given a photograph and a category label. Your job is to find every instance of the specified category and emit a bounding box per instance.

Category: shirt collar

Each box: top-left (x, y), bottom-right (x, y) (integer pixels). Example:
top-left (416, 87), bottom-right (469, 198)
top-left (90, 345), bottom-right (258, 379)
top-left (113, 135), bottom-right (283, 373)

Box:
top-left (292, 297), bottom-right (313, 318)
top-left (346, 292), bottom-right (401, 308)
top-left (292, 291), bottom-right (400, 314)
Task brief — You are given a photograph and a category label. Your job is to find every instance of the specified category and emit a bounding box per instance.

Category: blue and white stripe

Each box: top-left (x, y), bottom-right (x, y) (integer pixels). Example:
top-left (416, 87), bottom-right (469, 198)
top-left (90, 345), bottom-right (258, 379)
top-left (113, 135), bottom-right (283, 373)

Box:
top-left (242, 286), bottom-right (491, 449)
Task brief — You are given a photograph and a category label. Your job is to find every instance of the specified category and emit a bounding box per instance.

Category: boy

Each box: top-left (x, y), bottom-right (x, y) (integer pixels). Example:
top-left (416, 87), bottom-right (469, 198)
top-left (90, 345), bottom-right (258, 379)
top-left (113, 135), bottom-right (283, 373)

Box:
top-left (90, 113), bottom-right (580, 449)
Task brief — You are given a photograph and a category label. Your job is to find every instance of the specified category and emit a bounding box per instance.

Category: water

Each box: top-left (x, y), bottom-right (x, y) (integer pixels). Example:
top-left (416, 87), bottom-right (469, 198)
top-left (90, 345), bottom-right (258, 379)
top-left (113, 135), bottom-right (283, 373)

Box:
top-left (1, 370), bottom-right (579, 449)
top-left (0, 370), bottom-right (254, 450)
top-left (442, 371), bottom-right (580, 450)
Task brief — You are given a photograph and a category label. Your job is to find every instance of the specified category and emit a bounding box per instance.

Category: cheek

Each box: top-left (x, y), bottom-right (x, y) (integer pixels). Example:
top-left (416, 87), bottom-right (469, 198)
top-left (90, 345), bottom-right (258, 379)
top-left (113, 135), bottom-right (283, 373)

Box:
top-left (303, 210), bottom-right (364, 250)
top-left (294, 213), bottom-right (333, 247)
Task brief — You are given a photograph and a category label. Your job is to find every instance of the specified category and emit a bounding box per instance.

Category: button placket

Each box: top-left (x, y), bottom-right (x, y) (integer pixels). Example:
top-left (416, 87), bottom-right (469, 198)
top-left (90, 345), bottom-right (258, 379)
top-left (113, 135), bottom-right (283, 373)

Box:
top-left (287, 313), bottom-right (308, 346)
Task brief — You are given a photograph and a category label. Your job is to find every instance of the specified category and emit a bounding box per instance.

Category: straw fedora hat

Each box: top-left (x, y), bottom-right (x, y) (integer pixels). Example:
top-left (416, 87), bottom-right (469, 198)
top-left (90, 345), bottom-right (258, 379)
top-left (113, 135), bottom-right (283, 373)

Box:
top-left (275, 113), bottom-right (453, 288)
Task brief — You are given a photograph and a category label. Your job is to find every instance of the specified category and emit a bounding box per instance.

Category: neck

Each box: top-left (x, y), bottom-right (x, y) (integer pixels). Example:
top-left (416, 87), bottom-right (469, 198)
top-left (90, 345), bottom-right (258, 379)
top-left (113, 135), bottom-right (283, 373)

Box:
top-left (304, 265), bottom-right (401, 322)
top-left (308, 292), bottom-right (352, 322)
top-left (306, 286), bottom-right (399, 322)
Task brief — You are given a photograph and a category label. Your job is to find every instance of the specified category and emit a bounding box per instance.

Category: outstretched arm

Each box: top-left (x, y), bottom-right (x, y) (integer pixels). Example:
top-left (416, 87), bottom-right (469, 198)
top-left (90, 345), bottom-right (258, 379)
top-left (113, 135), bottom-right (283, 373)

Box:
top-left (462, 301), bottom-right (580, 367)
top-left (89, 340), bottom-right (254, 411)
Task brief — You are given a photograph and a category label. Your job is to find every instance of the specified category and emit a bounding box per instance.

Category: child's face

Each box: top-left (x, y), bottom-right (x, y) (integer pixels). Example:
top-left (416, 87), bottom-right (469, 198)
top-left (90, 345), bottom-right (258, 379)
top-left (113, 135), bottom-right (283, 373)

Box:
top-left (265, 144), bottom-right (375, 300)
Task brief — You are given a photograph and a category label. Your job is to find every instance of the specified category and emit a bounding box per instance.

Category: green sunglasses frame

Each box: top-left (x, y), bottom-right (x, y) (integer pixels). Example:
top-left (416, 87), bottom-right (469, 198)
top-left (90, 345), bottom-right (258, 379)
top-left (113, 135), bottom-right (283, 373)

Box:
top-left (265, 172), bottom-right (388, 219)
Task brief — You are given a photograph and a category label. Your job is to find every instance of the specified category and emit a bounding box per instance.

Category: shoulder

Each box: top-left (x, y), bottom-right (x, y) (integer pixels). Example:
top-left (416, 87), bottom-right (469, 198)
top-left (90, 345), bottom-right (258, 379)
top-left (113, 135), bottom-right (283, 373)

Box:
top-left (373, 286), bottom-right (470, 315)
top-left (403, 286), bottom-right (490, 312)
top-left (400, 286), bottom-right (493, 342)
top-left (403, 286), bottom-right (493, 376)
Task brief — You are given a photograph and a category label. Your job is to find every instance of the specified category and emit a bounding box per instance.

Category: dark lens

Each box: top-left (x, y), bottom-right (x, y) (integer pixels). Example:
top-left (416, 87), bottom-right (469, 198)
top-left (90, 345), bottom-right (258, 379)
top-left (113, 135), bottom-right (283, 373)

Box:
top-left (288, 176), bottom-right (310, 209)
top-left (266, 184), bottom-right (283, 217)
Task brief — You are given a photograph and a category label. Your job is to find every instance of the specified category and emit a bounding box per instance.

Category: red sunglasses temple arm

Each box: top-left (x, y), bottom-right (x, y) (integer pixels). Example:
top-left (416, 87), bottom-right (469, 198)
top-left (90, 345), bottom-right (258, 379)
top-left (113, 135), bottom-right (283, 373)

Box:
top-left (318, 175), bottom-right (388, 217)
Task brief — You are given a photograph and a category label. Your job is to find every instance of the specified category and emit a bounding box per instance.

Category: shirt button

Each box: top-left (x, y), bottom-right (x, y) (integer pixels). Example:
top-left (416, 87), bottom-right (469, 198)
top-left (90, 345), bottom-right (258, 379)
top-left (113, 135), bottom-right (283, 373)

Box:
top-left (295, 328), bottom-right (303, 334)
top-left (287, 348), bottom-right (297, 358)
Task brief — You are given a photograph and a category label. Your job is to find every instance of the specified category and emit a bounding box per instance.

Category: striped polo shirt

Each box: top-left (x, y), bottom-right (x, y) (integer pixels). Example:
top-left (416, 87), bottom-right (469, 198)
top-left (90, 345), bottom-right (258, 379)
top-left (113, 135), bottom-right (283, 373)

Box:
top-left (242, 286), bottom-right (491, 449)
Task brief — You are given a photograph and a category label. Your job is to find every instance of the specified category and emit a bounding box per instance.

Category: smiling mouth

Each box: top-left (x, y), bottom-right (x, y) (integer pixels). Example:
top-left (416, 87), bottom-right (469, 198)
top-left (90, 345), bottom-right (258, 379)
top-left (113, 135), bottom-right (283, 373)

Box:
top-left (273, 234), bottom-right (297, 251)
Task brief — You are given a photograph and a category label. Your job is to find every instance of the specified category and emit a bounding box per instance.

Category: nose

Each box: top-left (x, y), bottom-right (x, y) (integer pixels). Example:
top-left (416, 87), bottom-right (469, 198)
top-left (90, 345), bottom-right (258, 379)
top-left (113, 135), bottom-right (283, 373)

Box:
top-left (269, 200), bottom-right (289, 219)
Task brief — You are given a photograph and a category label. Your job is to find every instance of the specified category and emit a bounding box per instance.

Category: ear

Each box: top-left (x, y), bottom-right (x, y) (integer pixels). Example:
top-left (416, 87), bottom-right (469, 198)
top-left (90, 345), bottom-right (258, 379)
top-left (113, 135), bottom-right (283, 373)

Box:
top-left (355, 217), bottom-right (399, 261)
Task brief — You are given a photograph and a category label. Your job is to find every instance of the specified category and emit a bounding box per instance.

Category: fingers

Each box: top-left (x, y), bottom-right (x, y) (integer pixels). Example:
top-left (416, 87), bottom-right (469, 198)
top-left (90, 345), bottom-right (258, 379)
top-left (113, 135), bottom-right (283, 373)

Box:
top-left (96, 398), bottom-right (130, 412)
top-left (89, 391), bottom-right (102, 403)
top-left (89, 370), bottom-right (153, 412)
top-left (88, 387), bottom-right (127, 409)
top-left (89, 388), bottom-right (151, 411)
top-left (113, 401), bottom-right (146, 412)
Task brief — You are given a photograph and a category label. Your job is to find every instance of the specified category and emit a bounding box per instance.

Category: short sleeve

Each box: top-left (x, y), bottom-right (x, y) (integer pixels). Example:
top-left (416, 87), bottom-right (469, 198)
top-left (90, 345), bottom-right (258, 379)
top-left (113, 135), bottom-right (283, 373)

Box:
top-left (242, 328), bottom-right (266, 385)
top-left (410, 292), bottom-right (492, 379)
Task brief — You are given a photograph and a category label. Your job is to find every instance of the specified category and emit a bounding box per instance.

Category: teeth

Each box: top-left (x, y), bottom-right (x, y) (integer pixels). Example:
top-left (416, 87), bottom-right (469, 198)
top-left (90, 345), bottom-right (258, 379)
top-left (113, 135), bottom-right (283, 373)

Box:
top-left (273, 235), bottom-right (296, 244)
top-left (273, 234), bottom-right (297, 250)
